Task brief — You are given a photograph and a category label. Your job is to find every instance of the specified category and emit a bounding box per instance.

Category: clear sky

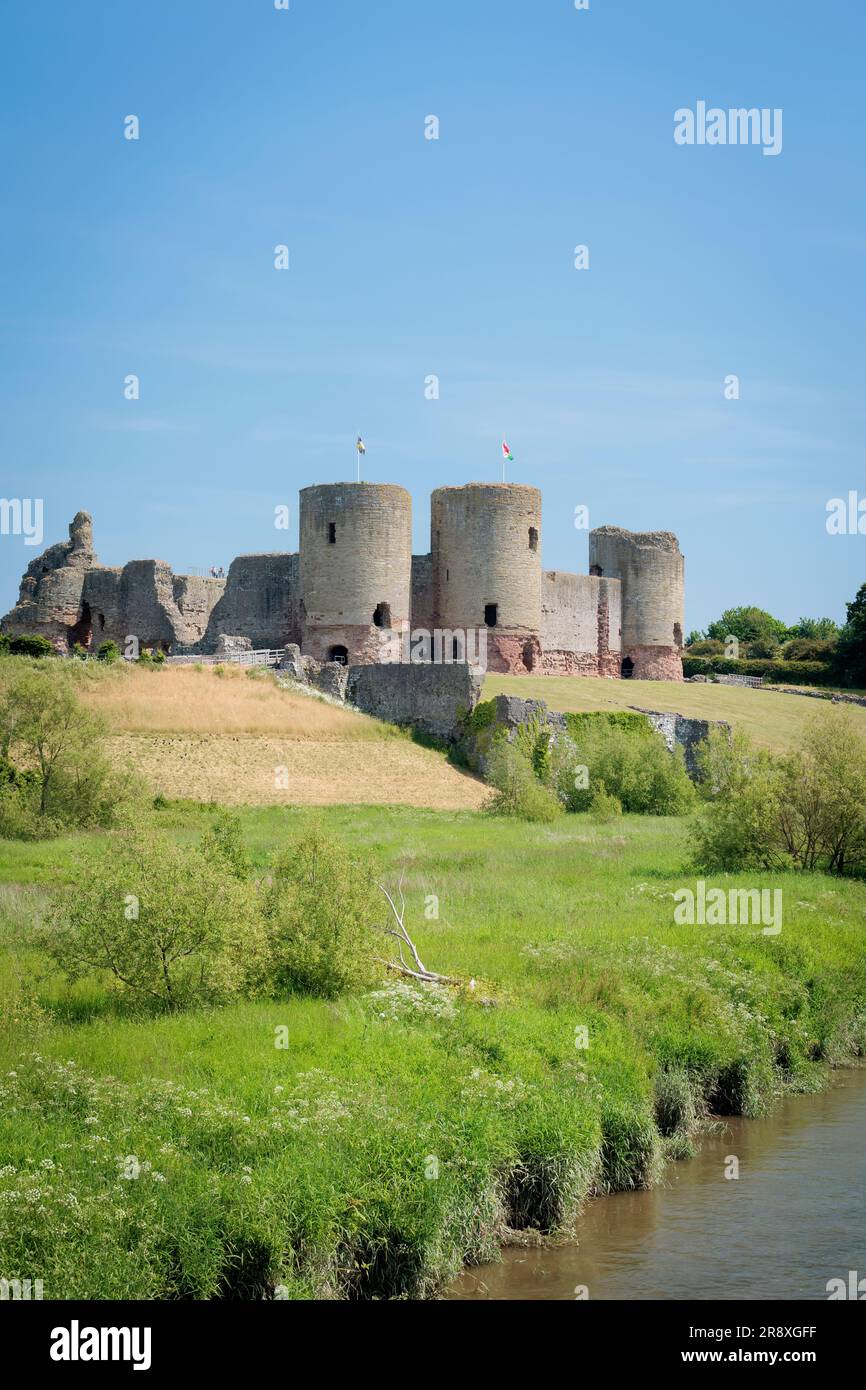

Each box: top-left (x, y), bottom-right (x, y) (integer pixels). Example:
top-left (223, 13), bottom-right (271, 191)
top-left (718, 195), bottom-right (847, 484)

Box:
top-left (1, 0), bottom-right (863, 633)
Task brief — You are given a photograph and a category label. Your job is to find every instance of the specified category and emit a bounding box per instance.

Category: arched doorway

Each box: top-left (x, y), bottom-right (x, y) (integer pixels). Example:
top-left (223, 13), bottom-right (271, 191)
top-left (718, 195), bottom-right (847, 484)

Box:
top-left (621, 656), bottom-right (635, 679)
top-left (328, 645), bottom-right (349, 666)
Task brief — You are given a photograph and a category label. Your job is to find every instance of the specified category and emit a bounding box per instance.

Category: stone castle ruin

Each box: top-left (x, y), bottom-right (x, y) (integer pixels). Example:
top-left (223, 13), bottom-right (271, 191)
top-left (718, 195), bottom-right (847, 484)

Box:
top-left (1, 482), bottom-right (684, 681)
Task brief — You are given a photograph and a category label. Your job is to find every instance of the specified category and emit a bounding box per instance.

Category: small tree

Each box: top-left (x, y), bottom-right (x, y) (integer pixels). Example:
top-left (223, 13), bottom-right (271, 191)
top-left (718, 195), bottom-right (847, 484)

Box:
top-left (834, 583), bottom-right (866, 688)
top-left (46, 827), bottom-right (269, 1008)
top-left (0, 665), bottom-right (134, 833)
top-left (262, 826), bottom-right (382, 997)
top-left (96, 640), bottom-right (121, 663)
top-left (706, 607), bottom-right (788, 646)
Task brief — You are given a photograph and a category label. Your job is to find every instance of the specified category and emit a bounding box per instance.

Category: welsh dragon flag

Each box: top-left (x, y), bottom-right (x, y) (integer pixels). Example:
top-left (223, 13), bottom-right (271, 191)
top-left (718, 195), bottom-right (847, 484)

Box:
top-left (501, 440), bottom-right (513, 461)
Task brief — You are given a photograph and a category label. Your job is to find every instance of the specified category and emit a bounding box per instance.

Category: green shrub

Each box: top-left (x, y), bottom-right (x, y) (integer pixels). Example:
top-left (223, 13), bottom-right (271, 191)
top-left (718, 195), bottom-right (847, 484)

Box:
top-left (461, 698), bottom-right (497, 735)
top-left (559, 721), bottom-right (694, 815)
top-left (682, 656), bottom-right (834, 686)
top-left (685, 639), bottom-right (725, 657)
top-left (0, 664), bottom-right (138, 835)
top-left (96, 640), bottom-right (121, 663)
top-left (745, 635), bottom-right (779, 660)
top-left (44, 827), bottom-right (269, 1009)
top-left (691, 729), bottom-right (784, 871)
top-left (8, 633), bottom-right (54, 657)
top-left (483, 741), bottom-right (563, 823)
top-left (589, 786), bottom-right (622, 822)
top-left (564, 710), bottom-right (654, 740)
top-left (780, 638), bottom-right (835, 663)
top-left (200, 809), bottom-right (252, 881)
top-left (262, 826), bottom-right (382, 998)
top-left (691, 712), bottom-right (866, 875)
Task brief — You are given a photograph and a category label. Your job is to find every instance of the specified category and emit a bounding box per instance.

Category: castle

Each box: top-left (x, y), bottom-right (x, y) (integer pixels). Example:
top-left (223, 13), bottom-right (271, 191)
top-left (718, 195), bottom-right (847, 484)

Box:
top-left (1, 482), bottom-right (685, 680)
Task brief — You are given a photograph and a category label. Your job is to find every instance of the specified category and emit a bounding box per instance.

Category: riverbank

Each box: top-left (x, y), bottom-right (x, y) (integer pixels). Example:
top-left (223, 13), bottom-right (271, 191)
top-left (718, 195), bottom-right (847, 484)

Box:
top-left (1, 804), bottom-right (865, 1298)
top-left (449, 1064), bottom-right (866, 1300)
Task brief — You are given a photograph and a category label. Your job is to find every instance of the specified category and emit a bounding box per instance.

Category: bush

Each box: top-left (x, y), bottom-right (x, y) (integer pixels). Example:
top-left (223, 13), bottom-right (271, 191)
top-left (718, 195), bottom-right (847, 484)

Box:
top-left (685, 639), bottom-right (725, 657)
top-left (682, 656), bottom-right (834, 686)
top-left (691, 730), bottom-right (784, 871)
top-left (780, 638), bottom-right (835, 663)
top-left (8, 633), bottom-right (54, 657)
top-left (96, 640), bottom-right (121, 663)
top-left (0, 664), bottom-right (138, 835)
top-left (483, 741), bottom-right (563, 823)
top-left (589, 786), bottom-right (622, 822)
top-left (44, 826), bottom-right (269, 1009)
top-left (262, 826), bottom-right (382, 998)
top-left (745, 636), bottom-right (779, 660)
top-left (557, 721), bottom-right (694, 816)
top-left (691, 712), bottom-right (866, 875)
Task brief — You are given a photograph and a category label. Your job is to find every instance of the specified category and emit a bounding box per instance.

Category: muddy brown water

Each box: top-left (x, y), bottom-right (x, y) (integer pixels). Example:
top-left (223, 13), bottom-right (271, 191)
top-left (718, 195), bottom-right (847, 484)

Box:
top-left (448, 1068), bottom-right (866, 1300)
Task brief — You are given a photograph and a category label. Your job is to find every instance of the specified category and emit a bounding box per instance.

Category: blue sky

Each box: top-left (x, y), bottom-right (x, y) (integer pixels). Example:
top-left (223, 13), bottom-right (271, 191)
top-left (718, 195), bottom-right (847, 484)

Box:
top-left (1, 0), bottom-right (863, 632)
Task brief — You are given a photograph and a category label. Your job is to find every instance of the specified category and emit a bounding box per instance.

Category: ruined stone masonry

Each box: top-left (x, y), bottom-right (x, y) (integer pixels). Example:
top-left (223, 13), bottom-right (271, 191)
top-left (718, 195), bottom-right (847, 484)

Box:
top-left (1, 482), bottom-right (685, 681)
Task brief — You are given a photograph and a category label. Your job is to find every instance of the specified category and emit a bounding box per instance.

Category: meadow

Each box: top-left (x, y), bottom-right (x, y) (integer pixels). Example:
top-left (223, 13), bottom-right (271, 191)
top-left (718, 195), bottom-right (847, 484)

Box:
top-left (484, 673), bottom-right (866, 755)
top-left (2, 797), bottom-right (865, 1299)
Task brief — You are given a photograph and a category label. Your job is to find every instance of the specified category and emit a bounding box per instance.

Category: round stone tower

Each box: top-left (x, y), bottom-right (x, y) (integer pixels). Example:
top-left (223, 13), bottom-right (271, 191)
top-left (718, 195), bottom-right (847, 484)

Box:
top-left (430, 483), bottom-right (542, 673)
top-left (588, 526), bottom-right (684, 680)
top-left (298, 482), bottom-right (412, 664)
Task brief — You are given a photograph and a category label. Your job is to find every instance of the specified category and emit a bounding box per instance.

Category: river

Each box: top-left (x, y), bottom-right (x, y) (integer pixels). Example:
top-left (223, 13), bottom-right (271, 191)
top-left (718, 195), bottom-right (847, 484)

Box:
top-left (449, 1067), bottom-right (866, 1300)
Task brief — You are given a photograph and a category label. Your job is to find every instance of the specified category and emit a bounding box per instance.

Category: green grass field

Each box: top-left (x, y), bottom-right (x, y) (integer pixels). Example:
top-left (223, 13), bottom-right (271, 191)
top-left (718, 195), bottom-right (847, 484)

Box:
top-left (2, 800), bottom-right (865, 1299)
top-left (483, 674), bottom-right (866, 754)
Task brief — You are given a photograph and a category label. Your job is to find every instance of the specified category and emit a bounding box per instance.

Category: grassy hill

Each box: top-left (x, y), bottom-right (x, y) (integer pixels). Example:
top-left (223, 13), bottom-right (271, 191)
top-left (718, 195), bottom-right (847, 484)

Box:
top-left (77, 663), bottom-right (486, 810)
top-left (484, 674), bottom-right (866, 755)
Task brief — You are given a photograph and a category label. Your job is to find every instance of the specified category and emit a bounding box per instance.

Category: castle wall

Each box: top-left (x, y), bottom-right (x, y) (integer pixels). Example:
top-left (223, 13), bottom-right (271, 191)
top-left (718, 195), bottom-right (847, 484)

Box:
top-left (2, 511), bottom-right (95, 650)
top-left (589, 527), bottom-right (684, 680)
top-left (346, 660), bottom-right (482, 742)
top-left (299, 483), bottom-right (412, 663)
top-left (431, 483), bottom-right (542, 674)
top-left (200, 553), bottom-right (297, 652)
top-left (540, 571), bottom-right (621, 676)
top-left (2, 500), bottom-right (686, 682)
top-left (410, 553), bottom-right (435, 632)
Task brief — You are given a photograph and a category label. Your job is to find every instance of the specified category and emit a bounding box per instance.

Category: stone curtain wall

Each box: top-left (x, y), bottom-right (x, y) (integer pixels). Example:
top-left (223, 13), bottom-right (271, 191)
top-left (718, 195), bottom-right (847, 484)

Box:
top-left (200, 553), bottom-right (298, 652)
top-left (541, 571), bottom-right (622, 675)
top-left (346, 661), bottom-right (483, 742)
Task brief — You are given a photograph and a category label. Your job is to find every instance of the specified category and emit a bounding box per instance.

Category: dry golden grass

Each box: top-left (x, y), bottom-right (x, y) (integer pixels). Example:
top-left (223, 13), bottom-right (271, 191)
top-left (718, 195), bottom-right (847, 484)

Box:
top-left (484, 674), bottom-right (866, 755)
top-left (109, 734), bottom-right (487, 809)
top-left (82, 664), bottom-right (486, 809)
top-left (80, 664), bottom-right (383, 737)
